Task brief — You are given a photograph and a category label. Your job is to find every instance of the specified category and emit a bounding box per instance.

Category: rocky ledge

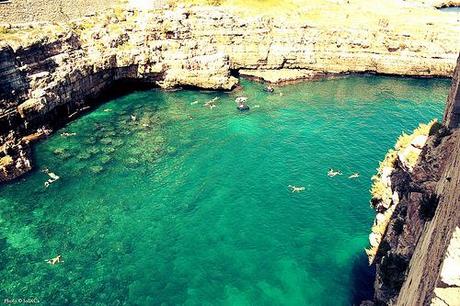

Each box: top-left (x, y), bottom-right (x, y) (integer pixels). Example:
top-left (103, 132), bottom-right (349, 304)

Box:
top-left (0, 5), bottom-right (460, 181)
top-left (365, 54), bottom-right (460, 305)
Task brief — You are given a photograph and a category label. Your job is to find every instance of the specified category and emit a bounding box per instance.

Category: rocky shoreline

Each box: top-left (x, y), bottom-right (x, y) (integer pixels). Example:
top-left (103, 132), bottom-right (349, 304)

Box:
top-left (0, 3), bottom-right (459, 305)
top-left (1, 5), bottom-right (459, 182)
top-left (365, 54), bottom-right (460, 305)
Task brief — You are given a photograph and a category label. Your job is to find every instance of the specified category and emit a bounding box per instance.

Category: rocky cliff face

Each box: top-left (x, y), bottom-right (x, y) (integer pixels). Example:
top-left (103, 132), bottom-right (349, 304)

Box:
top-left (444, 55), bottom-right (460, 129)
top-left (0, 5), bottom-right (459, 181)
top-left (368, 54), bottom-right (460, 305)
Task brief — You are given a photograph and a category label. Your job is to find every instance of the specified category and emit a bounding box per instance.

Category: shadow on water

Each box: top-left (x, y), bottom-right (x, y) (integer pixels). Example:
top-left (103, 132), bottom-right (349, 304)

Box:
top-left (350, 251), bottom-right (376, 305)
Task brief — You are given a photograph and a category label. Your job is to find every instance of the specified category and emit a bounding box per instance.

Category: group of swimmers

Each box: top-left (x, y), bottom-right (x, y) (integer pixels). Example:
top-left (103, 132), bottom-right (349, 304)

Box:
top-left (328, 168), bottom-right (360, 178)
top-left (190, 85), bottom-right (275, 112)
top-left (288, 170), bottom-right (360, 193)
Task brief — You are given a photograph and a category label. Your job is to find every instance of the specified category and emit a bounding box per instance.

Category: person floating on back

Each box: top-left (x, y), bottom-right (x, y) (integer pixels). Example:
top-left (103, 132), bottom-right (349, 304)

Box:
top-left (348, 172), bottom-right (360, 179)
top-left (327, 169), bottom-right (342, 177)
top-left (288, 185), bottom-right (305, 192)
top-left (46, 255), bottom-right (63, 265)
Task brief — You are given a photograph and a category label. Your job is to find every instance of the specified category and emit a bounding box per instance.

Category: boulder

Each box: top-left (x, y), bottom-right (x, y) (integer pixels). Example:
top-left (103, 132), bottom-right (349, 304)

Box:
top-left (398, 146), bottom-right (422, 172)
top-left (411, 135), bottom-right (428, 149)
top-left (370, 232), bottom-right (382, 247)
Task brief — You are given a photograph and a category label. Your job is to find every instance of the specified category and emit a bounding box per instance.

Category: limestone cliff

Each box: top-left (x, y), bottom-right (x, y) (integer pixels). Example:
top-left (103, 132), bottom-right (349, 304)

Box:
top-left (368, 54), bottom-right (460, 305)
top-left (0, 5), bottom-right (459, 181)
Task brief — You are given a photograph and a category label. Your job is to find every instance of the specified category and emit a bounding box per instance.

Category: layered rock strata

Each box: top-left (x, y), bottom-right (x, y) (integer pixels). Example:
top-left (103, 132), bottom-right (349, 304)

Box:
top-left (0, 6), bottom-right (460, 181)
top-left (444, 55), bottom-right (460, 129)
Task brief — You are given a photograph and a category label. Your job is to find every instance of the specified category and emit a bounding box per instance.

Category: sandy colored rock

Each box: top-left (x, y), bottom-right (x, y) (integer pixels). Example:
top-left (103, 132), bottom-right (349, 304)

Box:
top-left (411, 135), bottom-right (429, 149)
top-left (440, 227), bottom-right (460, 287)
top-left (432, 288), bottom-right (460, 306)
top-left (239, 69), bottom-right (330, 83)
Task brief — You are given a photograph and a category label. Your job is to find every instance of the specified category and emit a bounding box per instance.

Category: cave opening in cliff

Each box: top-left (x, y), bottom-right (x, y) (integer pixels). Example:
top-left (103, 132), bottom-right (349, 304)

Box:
top-left (230, 68), bottom-right (240, 78)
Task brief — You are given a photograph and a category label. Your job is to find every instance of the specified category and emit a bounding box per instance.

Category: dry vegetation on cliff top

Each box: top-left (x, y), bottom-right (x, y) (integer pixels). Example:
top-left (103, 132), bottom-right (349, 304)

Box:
top-left (178, 0), bottom-right (458, 24)
top-left (1, 0), bottom-right (457, 49)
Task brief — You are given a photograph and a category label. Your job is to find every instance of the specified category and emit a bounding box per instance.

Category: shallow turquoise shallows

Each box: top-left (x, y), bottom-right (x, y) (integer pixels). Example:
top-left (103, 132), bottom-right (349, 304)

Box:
top-left (0, 76), bottom-right (450, 305)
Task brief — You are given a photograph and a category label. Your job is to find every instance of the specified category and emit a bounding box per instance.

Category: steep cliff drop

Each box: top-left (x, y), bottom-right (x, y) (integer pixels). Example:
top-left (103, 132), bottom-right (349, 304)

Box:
top-left (367, 54), bottom-right (460, 305)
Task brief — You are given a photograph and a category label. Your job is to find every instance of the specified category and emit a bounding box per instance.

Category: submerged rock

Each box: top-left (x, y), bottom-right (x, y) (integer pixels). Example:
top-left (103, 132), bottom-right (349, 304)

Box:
top-left (90, 165), bottom-right (104, 174)
top-left (84, 137), bottom-right (98, 145)
top-left (125, 157), bottom-right (140, 168)
top-left (87, 147), bottom-right (101, 155)
top-left (77, 152), bottom-right (91, 160)
top-left (102, 147), bottom-right (116, 154)
top-left (100, 137), bottom-right (114, 145)
top-left (99, 155), bottom-right (112, 164)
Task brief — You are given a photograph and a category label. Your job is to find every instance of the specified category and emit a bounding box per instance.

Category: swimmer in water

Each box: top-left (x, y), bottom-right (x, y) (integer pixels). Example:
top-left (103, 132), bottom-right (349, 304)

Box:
top-left (263, 86), bottom-right (274, 93)
top-left (349, 172), bottom-right (360, 179)
top-left (190, 101), bottom-right (199, 105)
top-left (61, 132), bottom-right (76, 137)
top-left (46, 255), bottom-right (63, 265)
top-left (327, 169), bottom-right (342, 177)
top-left (288, 185), bottom-right (306, 192)
top-left (204, 97), bottom-right (219, 107)
top-left (204, 100), bottom-right (217, 109)
top-left (130, 115), bottom-right (137, 121)
top-left (43, 168), bottom-right (60, 187)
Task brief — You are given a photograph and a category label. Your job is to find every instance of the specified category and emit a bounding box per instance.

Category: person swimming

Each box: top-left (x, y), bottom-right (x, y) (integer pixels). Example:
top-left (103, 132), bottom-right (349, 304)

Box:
top-left (204, 97), bottom-right (219, 109)
top-left (235, 97), bottom-right (249, 111)
top-left (327, 169), bottom-right (342, 177)
top-left (61, 132), bottom-right (76, 137)
top-left (46, 255), bottom-right (63, 265)
top-left (43, 168), bottom-right (60, 187)
top-left (348, 173), bottom-right (360, 179)
top-left (288, 185), bottom-right (306, 192)
top-left (264, 86), bottom-right (274, 93)
top-left (235, 97), bottom-right (248, 104)
top-left (205, 102), bottom-right (216, 109)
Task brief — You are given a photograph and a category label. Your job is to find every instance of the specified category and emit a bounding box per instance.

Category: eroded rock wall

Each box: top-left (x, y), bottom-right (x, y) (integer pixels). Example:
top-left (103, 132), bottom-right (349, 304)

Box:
top-left (2, 7), bottom-right (460, 126)
top-left (396, 128), bottom-right (460, 305)
top-left (443, 55), bottom-right (460, 129)
top-left (0, 6), bottom-right (459, 182)
top-left (370, 54), bottom-right (460, 306)
top-left (370, 127), bottom-right (459, 305)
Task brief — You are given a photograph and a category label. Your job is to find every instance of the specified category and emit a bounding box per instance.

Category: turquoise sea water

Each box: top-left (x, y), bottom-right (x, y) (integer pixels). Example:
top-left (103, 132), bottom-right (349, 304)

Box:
top-left (0, 76), bottom-right (450, 305)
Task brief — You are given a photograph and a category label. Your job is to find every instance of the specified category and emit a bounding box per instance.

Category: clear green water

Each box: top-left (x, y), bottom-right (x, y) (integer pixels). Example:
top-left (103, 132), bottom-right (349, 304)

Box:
top-left (0, 77), bottom-right (450, 305)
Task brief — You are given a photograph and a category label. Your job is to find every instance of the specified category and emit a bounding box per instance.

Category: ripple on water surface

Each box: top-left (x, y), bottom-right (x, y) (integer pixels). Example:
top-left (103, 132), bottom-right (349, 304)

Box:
top-left (0, 76), bottom-right (450, 305)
